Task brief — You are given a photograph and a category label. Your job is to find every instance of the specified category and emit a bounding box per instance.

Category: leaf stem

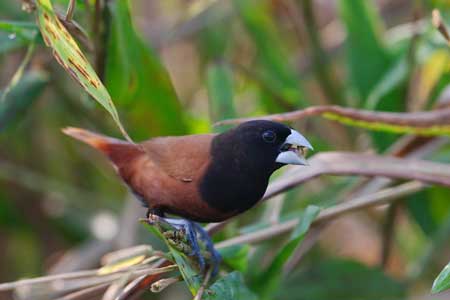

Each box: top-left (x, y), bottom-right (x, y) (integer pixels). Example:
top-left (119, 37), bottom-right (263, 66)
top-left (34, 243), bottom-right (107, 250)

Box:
top-left (0, 37), bottom-right (36, 103)
top-left (193, 268), bottom-right (212, 300)
top-left (65, 0), bottom-right (76, 22)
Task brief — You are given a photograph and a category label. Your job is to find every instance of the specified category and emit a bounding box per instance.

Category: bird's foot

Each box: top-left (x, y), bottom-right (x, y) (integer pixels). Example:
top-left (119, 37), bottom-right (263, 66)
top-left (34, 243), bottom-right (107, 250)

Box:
top-left (162, 218), bottom-right (206, 271)
top-left (149, 216), bottom-right (220, 275)
top-left (191, 222), bottom-right (221, 277)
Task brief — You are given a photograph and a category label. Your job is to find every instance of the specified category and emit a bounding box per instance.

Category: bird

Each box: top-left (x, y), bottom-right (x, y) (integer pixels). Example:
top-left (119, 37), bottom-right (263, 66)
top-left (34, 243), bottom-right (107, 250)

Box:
top-left (63, 120), bottom-right (312, 272)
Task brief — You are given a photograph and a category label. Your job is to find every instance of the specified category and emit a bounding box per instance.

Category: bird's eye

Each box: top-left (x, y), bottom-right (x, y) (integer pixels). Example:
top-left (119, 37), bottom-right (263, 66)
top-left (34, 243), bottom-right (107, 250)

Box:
top-left (262, 130), bottom-right (276, 143)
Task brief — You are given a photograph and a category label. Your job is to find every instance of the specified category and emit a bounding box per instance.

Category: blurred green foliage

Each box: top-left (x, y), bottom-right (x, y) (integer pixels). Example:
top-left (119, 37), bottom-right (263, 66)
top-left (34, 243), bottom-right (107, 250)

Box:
top-left (1, 0), bottom-right (450, 299)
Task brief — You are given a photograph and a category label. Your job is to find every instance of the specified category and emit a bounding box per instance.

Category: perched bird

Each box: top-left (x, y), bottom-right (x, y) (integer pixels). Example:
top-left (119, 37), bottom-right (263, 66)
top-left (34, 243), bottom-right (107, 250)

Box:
top-left (63, 120), bottom-right (312, 271)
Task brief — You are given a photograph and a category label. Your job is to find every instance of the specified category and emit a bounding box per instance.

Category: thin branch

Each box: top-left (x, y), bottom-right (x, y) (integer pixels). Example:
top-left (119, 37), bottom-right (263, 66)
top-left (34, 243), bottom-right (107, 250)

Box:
top-left (55, 283), bottom-right (110, 300)
top-left (193, 268), bottom-right (212, 300)
top-left (432, 9), bottom-right (450, 44)
top-left (0, 39), bottom-right (36, 103)
top-left (65, 0), bottom-right (76, 22)
top-left (113, 260), bottom-right (173, 300)
top-left (0, 265), bottom-right (176, 292)
top-left (215, 105), bottom-right (450, 130)
top-left (264, 152), bottom-right (450, 199)
top-left (216, 181), bottom-right (425, 249)
top-left (150, 277), bottom-right (180, 293)
top-left (380, 202), bottom-right (400, 269)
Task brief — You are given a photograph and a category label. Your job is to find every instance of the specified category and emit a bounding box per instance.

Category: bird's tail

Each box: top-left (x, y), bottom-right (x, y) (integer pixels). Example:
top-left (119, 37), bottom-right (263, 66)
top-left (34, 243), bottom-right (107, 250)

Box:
top-left (62, 127), bottom-right (143, 166)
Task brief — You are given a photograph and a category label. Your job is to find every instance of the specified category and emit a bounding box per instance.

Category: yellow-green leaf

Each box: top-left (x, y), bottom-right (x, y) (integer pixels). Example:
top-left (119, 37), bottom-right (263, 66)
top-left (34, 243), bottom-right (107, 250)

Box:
top-left (97, 255), bottom-right (146, 275)
top-left (35, 0), bottom-right (131, 141)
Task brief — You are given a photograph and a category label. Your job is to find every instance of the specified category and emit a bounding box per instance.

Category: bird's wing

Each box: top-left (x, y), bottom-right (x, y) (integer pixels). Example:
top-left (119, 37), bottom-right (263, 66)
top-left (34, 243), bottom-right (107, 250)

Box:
top-left (140, 134), bottom-right (215, 182)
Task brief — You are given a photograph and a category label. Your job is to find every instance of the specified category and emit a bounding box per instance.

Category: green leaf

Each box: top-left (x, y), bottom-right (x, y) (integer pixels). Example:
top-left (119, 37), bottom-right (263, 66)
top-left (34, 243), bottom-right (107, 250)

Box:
top-left (140, 221), bottom-right (202, 295)
top-left (256, 205), bottom-right (320, 297)
top-left (407, 186), bottom-right (450, 235)
top-left (0, 21), bottom-right (39, 54)
top-left (35, 0), bottom-right (131, 141)
top-left (233, 0), bottom-right (306, 111)
top-left (338, 0), bottom-right (393, 104)
top-left (432, 261), bottom-right (450, 293)
top-left (205, 272), bottom-right (258, 300)
top-left (219, 245), bottom-right (250, 273)
top-left (0, 71), bottom-right (48, 131)
top-left (407, 190), bottom-right (436, 235)
top-left (277, 259), bottom-right (406, 300)
top-left (105, 0), bottom-right (186, 139)
top-left (366, 58), bottom-right (408, 110)
top-left (207, 62), bottom-right (236, 131)
top-left (0, 21), bottom-right (38, 41)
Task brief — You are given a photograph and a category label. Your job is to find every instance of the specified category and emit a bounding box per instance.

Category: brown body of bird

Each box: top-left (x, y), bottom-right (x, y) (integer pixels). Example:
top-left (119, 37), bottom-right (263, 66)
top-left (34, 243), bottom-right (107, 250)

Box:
top-left (63, 121), bottom-right (312, 222)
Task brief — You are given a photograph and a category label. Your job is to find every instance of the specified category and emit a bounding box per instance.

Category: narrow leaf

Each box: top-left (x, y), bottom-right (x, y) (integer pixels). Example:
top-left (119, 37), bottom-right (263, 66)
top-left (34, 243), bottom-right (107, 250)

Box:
top-left (256, 206), bottom-right (320, 296)
top-left (207, 62), bottom-right (236, 131)
top-left (432, 261), bottom-right (450, 293)
top-left (366, 58), bottom-right (408, 110)
top-left (233, 0), bottom-right (306, 110)
top-left (35, 0), bottom-right (131, 141)
top-left (339, 0), bottom-right (393, 103)
top-left (0, 21), bottom-right (39, 54)
top-left (140, 220), bottom-right (202, 295)
top-left (218, 245), bottom-right (250, 273)
top-left (264, 151), bottom-right (450, 199)
top-left (105, 0), bottom-right (186, 138)
top-left (0, 21), bottom-right (38, 42)
top-left (204, 272), bottom-right (257, 300)
top-left (0, 71), bottom-right (48, 131)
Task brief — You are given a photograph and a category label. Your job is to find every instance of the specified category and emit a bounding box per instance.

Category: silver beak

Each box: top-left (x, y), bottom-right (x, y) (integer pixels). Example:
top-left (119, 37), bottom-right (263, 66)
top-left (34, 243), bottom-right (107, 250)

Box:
top-left (275, 129), bottom-right (313, 165)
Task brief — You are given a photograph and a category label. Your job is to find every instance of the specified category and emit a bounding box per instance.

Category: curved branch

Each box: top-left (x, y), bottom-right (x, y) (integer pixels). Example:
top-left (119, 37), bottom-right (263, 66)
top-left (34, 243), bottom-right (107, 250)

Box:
top-left (215, 105), bottom-right (450, 135)
top-left (264, 151), bottom-right (450, 199)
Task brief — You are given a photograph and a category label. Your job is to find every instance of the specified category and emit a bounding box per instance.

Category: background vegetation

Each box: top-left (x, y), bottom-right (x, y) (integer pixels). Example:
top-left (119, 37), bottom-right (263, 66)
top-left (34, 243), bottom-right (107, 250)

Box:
top-left (1, 0), bottom-right (450, 299)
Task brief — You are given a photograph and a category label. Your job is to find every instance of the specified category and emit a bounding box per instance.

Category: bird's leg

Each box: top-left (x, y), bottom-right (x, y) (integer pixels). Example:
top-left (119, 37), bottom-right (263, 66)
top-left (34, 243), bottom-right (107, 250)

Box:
top-left (159, 217), bottom-right (206, 271)
top-left (145, 212), bottom-right (220, 274)
top-left (191, 222), bottom-right (221, 276)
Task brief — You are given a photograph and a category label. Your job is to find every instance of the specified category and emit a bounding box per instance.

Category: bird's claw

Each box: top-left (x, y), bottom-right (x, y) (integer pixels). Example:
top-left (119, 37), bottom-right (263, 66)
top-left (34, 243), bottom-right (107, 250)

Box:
top-left (160, 218), bottom-right (220, 276)
top-left (192, 222), bottom-right (221, 276)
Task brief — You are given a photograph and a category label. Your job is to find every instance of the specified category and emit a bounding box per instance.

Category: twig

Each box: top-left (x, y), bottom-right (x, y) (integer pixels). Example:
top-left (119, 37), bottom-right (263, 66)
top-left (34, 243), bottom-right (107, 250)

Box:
top-left (215, 105), bottom-right (450, 129)
top-left (432, 9), bottom-right (450, 44)
top-left (193, 267), bottom-right (212, 300)
top-left (150, 277), bottom-right (180, 293)
top-left (263, 194), bottom-right (285, 224)
top-left (55, 283), bottom-right (110, 300)
top-left (0, 265), bottom-right (176, 291)
top-left (65, 0), bottom-right (76, 22)
top-left (264, 152), bottom-right (450, 198)
top-left (282, 223), bottom-right (326, 274)
top-left (113, 260), bottom-right (173, 300)
top-left (380, 202), bottom-right (400, 269)
top-left (49, 240), bottom-right (113, 274)
top-left (215, 181), bottom-right (425, 249)
top-left (0, 38), bottom-right (36, 103)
